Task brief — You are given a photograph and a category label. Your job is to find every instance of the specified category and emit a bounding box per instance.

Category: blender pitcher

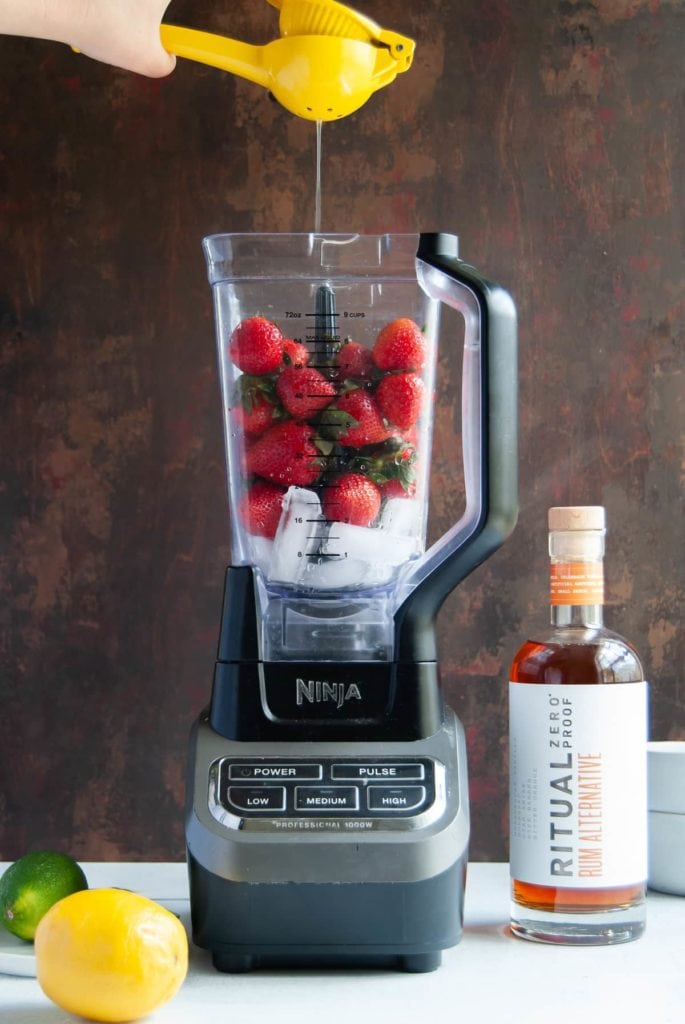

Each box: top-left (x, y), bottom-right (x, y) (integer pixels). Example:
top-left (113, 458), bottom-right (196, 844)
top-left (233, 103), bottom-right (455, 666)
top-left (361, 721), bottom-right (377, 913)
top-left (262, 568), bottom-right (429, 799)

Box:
top-left (187, 231), bottom-right (517, 973)
top-left (205, 232), bottom-right (516, 667)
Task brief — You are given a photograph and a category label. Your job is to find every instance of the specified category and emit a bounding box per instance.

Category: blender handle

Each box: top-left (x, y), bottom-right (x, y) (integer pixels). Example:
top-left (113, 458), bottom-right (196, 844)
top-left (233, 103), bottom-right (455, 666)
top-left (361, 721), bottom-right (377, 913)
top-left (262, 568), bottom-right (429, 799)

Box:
top-left (393, 233), bottom-right (518, 663)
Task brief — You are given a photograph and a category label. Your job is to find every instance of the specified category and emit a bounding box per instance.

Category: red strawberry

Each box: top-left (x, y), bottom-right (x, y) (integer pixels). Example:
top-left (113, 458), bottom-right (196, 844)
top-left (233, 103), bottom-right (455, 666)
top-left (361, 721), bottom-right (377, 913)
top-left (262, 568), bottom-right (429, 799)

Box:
top-left (229, 317), bottom-right (283, 375)
top-left (336, 340), bottom-right (375, 381)
top-left (246, 421), bottom-right (323, 487)
top-left (238, 481), bottom-right (286, 538)
top-left (348, 437), bottom-right (417, 494)
top-left (376, 372), bottom-right (425, 429)
top-left (381, 478), bottom-right (417, 500)
top-left (276, 366), bottom-right (336, 420)
top-left (232, 374), bottom-right (281, 435)
top-left (401, 425), bottom-right (420, 448)
top-left (372, 318), bottom-right (426, 371)
top-left (239, 436), bottom-right (255, 478)
top-left (282, 338), bottom-right (310, 367)
top-left (322, 473), bottom-right (381, 527)
top-left (332, 390), bottom-right (391, 448)
top-left (232, 390), bottom-right (278, 435)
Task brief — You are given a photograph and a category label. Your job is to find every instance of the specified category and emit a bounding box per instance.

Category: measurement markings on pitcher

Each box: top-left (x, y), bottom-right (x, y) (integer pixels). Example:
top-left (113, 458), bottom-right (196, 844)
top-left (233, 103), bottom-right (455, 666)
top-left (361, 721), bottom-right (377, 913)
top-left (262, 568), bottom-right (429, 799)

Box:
top-left (290, 503), bottom-right (344, 559)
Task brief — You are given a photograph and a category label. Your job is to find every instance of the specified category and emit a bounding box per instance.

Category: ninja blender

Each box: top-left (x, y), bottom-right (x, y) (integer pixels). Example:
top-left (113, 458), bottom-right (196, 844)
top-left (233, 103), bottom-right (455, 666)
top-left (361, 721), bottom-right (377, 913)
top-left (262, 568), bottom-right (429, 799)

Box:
top-left (185, 232), bottom-right (518, 971)
top-left (158, 0), bottom-right (517, 976)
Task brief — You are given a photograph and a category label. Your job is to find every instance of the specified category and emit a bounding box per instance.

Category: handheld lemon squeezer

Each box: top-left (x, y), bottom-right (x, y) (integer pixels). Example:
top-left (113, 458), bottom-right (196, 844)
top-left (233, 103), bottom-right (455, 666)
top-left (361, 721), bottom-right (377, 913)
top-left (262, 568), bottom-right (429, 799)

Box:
top-left (160, 0), bottom-right (415, 121)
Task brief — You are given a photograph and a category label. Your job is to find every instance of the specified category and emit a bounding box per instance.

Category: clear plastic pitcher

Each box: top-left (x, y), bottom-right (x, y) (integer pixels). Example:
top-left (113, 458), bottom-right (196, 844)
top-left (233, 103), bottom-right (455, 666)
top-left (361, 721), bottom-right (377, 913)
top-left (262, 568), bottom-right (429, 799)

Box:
top-left (203, 232), bottom-right (517, 662)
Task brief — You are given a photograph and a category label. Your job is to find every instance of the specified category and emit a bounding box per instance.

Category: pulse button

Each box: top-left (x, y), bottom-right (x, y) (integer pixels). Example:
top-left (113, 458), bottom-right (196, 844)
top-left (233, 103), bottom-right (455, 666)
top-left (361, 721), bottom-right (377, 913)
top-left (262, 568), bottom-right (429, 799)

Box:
top-left (331, 763), bottom-right (425, 781)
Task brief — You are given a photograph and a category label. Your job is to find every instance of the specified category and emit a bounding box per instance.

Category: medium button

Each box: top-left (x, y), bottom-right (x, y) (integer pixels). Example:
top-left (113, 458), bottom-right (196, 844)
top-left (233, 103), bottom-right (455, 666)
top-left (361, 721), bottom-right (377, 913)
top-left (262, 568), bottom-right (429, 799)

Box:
top-left (367, 786), bottom-right (426, 812)
top-left (295, 787), bottom-right (359, 811)
top-left (227, 786), bottom-right (286, 812)
top-left (228, 763), bottom-right (322, 781)
top-left (331, 763), bottom-right (425, 781)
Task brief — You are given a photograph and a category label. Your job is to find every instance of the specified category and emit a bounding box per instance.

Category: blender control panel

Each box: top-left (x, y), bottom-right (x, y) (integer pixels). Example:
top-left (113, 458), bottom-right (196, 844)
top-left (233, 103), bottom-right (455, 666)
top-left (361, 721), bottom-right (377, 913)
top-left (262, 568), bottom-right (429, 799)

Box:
top-left (212, 757), bottom-right (440, 828)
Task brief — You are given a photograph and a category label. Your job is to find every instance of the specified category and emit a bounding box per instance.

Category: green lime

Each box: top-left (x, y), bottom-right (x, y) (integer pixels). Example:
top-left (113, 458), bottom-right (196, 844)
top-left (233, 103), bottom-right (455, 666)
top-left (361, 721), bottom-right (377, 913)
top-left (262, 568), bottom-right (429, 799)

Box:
top-left (0, 851), bottom-right (88, 942)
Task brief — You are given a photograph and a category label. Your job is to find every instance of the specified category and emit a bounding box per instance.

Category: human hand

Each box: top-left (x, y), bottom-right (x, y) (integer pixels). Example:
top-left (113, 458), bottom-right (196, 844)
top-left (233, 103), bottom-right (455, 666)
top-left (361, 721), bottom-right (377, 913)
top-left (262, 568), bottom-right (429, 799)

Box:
top-left (0, 0), bottom-right (176, 77)
top-left (69, 0), bottom-right (176, 77)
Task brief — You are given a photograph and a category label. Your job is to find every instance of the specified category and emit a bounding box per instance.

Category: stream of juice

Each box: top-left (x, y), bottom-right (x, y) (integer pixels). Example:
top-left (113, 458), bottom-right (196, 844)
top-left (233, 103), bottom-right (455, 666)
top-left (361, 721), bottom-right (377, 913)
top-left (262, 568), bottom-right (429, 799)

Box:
top-left (315, 120), bottom-right (323, 233)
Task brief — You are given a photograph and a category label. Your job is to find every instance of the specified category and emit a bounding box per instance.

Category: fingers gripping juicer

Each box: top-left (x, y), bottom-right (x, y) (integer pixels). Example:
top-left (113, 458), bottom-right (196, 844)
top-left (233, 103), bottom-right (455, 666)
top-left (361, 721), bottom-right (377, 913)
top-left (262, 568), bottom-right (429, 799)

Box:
top-left (187, 232), bottom-right (518, 972)
top-left (160, 0), bottom-right (415, 121)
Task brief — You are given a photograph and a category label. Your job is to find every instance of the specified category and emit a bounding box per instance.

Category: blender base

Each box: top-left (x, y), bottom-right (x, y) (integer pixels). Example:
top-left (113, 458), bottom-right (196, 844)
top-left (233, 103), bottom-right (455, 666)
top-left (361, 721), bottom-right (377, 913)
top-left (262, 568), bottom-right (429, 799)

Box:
top-left (185, 707), bottom-right (469, 973)
top-left (188, 852), bottom-right (464, 973)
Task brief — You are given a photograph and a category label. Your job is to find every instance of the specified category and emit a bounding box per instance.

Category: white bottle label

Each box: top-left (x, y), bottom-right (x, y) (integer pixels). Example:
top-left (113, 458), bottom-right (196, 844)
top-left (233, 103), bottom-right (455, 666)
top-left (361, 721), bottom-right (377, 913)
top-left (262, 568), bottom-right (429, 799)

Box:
top-left (509, 682), bottom-right (648, 888)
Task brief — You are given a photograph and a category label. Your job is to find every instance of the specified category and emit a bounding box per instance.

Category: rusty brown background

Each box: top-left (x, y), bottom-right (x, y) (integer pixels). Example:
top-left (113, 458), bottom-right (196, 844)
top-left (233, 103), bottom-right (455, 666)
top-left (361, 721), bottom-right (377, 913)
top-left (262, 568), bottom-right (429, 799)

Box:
top-left (0, 1), bottom-right (682, 862)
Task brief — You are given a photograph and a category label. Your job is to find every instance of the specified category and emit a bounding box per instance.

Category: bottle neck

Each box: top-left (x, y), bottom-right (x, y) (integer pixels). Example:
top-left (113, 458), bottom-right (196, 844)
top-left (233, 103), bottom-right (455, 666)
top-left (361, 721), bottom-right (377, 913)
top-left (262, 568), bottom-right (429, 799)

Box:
top-left (551, 603), bottom-right (604, 628)
top-left (548, 526), bottom-right (605, 630)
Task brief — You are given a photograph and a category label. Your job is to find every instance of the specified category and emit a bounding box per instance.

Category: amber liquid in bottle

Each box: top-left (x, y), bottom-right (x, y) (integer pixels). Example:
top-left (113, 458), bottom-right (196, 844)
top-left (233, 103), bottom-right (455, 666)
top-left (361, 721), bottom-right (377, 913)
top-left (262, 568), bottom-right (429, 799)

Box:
top-left (510, 629), bottom-right (645, 925)
top-left (509, 507), bottom-right (647, 945)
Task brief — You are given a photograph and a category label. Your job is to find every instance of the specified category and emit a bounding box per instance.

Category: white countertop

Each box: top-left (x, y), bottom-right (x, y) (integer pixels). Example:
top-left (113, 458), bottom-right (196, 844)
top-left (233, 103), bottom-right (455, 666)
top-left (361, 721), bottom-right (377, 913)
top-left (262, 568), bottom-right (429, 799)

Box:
top-left (0, 862), bottom-right (682, 1023)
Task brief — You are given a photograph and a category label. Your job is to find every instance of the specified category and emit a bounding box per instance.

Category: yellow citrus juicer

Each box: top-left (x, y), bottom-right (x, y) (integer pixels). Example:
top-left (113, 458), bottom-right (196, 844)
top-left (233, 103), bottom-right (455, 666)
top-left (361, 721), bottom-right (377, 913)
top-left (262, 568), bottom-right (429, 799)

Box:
top-left (159, 0), bottom-right (415, 121)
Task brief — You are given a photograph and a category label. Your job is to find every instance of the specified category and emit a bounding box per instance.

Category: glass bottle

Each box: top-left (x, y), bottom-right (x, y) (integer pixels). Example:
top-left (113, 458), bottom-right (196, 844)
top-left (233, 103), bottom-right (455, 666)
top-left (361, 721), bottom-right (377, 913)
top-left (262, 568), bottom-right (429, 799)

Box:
top-left (509, 506), bottom-right (648, 944)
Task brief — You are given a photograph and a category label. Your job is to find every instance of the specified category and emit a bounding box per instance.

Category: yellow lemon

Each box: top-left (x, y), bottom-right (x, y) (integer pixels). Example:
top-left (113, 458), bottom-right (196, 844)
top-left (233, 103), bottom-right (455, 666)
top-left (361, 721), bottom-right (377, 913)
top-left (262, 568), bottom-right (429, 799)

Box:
top-left (34, 887), bottom-right (188, 1023)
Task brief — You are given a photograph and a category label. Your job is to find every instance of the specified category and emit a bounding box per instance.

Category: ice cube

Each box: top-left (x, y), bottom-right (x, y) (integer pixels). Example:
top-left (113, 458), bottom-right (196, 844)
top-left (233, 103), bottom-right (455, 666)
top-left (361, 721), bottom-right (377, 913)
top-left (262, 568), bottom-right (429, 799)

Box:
top-left (269, 487), bottom-right (324, 585)
top-left (323, 521), bottom-right (417, 566)
top-left (379, 497), bottom-right (423, 537)
top-left (267, 489), bottom-right (423, 591)
top-left (292, 520), bottom-right (420, 591)
top-left (249, 536), bottom-right (274, 576)
top-left (319, 521), bottom-right (380, 563)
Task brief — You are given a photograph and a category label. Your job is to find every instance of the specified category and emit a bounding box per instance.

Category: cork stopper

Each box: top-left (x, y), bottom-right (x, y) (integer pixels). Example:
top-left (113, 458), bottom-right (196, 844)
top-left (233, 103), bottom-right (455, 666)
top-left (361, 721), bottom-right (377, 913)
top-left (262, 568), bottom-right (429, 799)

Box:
top-left (548, 505), bottom-right (606, 566)
top-left (548, 506), bottom-right (605, 532)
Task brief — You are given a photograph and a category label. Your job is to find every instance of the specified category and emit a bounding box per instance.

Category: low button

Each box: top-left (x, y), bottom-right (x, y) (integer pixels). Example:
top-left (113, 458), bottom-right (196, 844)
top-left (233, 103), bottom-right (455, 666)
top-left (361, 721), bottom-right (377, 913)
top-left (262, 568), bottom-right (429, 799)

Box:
top-left (295, 787), bottom-right (359, 812)
top-left (226, 787), bottom-right (286, 812)
top-left (367, 786), bottom-right (426, 813)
